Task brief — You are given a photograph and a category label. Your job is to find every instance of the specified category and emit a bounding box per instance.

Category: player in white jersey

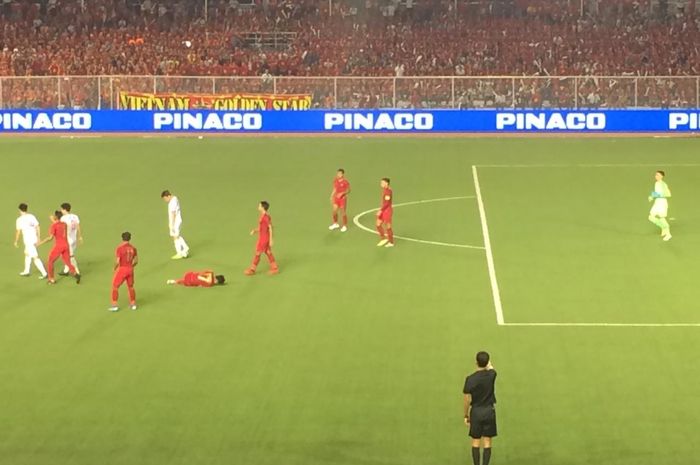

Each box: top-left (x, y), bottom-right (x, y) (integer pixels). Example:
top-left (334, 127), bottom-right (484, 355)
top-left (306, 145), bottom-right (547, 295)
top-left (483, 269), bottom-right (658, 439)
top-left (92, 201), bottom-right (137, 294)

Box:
top-left (161, 190), bottom-right (190, 259)
top-left (13, 203), bottom-right (48, 279)
top-left (648, 170), bottom-right (672, 241)
top-left (58, 202), bottom-right (82, 275)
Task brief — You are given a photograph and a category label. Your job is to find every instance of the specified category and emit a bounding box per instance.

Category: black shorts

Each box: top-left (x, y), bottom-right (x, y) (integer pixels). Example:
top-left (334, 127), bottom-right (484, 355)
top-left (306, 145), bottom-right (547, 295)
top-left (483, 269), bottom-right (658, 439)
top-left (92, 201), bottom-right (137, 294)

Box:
top-left (469, 406), bottom-right (497, 439)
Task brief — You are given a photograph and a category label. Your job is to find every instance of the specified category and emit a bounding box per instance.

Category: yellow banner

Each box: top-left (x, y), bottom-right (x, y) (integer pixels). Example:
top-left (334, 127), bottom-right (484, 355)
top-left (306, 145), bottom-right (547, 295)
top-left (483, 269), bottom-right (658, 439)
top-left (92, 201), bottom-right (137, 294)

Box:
top-left (118, 92), bottom-right (312, 111)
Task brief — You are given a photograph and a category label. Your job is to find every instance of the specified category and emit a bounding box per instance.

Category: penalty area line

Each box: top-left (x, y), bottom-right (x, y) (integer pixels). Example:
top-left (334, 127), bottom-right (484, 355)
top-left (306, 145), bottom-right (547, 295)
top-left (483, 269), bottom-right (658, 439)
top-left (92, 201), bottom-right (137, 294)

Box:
top-left (352, 196), bottom-right (485, 250)
top-left (472, 166), bottom-right (505, 326)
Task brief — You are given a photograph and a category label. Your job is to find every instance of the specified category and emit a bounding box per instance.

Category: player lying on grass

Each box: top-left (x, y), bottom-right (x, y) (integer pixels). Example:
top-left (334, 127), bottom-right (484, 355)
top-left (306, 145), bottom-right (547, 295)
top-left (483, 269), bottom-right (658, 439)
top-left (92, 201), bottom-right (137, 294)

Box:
top-left (37, 211), bottom-right (80, 285)
top-left (244, 201), bottom-right (279, 276)
top-left (648, 170), bottom-right (672, 241)
top-left (329, 168), bottom-right (351, 232)
top-left (167, 270), bottom-right (225, 287)
top-left (14, 203), bottom-right (48, 279)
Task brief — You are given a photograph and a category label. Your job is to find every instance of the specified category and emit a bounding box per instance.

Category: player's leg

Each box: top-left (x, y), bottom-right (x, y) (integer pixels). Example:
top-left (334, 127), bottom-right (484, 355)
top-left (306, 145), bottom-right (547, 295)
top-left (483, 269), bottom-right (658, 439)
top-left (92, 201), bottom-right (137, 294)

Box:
top-left (245, 252), bottom-right (262, 275)
top-left (385, 220), bottom-right (394, 247)
top-left (481, 437), bottom-right (492, 465)
top-left (60, 248), bottom-right (80, 283)
top-left (470, 438), bottom-right (481, 465)
top-left (25, 244), bottom-right (47, 278)
top-left (126, 274), bottom-right (136, 310)
top-left (46, 248), bottom-right (61, 283)
top-left (20, 245), bottom-right (34, 275)
top-left (376, 216), bottom-right (387, 246)
top-left (330, 203), bottom-right (339, 229)
top-left (110, 271), bottom-right (125, 311)
top-left (63, 241), bottom-right (80, 274)
top-left (480, 408), bottom-right (496, 465)
top-left (176, 236), bottom-right (190, 257)
top-left (265, 246), bottom-right (278, 274)
top-left (339, 205), bottom-right (348, 232)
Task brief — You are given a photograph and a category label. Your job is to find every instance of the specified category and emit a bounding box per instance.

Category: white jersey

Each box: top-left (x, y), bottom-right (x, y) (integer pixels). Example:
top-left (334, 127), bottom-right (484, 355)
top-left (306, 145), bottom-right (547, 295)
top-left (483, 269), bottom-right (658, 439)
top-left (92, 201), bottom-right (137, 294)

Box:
top-left (16, 213), bottom-right (39, 245)
top-left (61, 213), bottom-right (80, 243)
top-left (168, 196), bottom-right (182, 226)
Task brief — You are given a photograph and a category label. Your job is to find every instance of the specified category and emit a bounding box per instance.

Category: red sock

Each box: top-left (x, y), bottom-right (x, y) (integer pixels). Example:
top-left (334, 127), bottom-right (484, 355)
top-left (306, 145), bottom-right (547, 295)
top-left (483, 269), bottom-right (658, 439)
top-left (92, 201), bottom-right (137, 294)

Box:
top-left (251, 254), bottom-right (261, 269)
top-left (128, 286), bottom-right (136, 305)
top-left (266, 252), bottom-right (277, 267)
top-left (111, 288), bottom-right (118, 304)
top-left (342, 214), bottom-right (348, 226)
top-left (377, 226), bottom-right (385, 238)
top-left (332, 213), bottom-right (338, 223)
top-left (387, 228), bottom-right (394, 243)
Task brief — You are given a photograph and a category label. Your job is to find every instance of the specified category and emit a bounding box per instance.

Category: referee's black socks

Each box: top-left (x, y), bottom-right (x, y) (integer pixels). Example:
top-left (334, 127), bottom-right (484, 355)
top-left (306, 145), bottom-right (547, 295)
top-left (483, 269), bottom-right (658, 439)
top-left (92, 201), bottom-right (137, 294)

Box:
top-left (471, 447), bottom-right (480, 465)
top-left (482, 447), bottom-right (492, 465)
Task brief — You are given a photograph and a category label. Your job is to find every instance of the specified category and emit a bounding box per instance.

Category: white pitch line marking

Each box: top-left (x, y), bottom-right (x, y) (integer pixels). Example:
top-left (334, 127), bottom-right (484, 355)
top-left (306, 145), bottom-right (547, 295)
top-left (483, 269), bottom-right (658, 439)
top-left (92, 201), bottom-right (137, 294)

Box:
top-left (352, 196), bottom-right (485, 250)
top-left (504, 322), bottom-right (700, 327)
top-left (476, 163), bottom-right (700, 168)
top-left (472, 166), bottom-right (505, 326)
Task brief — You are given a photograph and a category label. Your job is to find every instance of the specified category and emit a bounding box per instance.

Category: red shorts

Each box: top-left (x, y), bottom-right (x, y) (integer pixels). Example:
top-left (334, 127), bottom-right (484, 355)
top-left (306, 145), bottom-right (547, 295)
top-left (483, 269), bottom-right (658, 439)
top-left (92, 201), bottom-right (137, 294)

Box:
top-left (112, 267), bottom-right (134, 288)
top-left (378, 208), bottom-right (393, 224)
top-left (256, 239), bottom-right (271, 253)
top-left (333, 196), bottom-right (347, 209)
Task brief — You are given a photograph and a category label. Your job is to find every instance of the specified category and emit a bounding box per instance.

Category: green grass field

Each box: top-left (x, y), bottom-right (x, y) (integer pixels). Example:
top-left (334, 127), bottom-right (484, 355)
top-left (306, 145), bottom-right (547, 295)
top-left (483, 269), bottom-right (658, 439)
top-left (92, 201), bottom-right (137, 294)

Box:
top-left (1, 136), bottom-right (700, 465)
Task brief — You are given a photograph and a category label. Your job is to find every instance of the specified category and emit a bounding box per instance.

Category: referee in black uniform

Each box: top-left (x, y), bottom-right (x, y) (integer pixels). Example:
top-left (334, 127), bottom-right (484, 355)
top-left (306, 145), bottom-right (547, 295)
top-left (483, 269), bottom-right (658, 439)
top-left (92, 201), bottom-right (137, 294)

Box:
top-left (463, 351), bottom-right (497, 465)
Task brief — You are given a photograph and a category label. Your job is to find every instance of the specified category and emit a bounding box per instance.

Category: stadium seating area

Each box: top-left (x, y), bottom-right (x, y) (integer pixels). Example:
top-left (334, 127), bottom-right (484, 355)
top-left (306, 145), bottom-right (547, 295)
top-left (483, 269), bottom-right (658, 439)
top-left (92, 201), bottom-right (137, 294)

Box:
top-left (0, 0), bottom-right (698, 78)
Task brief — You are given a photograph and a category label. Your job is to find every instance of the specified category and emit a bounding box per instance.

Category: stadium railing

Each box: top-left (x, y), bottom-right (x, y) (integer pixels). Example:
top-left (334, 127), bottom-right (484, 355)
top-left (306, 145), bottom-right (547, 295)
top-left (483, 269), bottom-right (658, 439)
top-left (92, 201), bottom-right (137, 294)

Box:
top-left (0, 75), bottom-right (698, 110)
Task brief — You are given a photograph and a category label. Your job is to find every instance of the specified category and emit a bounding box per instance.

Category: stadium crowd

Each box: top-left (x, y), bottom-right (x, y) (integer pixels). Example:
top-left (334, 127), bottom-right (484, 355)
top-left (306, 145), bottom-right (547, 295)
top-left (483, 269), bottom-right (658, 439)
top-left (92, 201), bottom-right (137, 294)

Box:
top-left (0, 0), bottom-right (698, 109)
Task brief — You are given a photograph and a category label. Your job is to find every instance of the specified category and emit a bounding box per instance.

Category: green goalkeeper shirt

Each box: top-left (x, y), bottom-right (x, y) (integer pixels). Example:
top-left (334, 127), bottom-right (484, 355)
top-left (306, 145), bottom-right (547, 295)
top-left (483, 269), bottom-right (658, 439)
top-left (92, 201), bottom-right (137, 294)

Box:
top-left (654, 180), bottom-right (671, 203)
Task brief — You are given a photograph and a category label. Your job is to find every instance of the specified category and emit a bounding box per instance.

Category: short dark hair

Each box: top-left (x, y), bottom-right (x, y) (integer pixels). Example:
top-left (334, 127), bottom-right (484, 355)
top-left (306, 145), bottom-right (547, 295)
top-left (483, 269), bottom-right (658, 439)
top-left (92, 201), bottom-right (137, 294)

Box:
top-left (122, 232), bottom-right (132, 241)
top-left (18, 203), bottom-right (28, 212)
top-left (476, 351), bottom-right (490, 368)
top-left (657, 170), bottom-right (665, 177)
top-left (54, 210), bottom-right (63, 219)
top-left (337, 168), bottom-right (345, 174)
top-left (382, 177), bottom-right (391, 184)
top-left (60, 203), bottom-right (71, 211)
top-left (215, 275), bottom-right (226, 284)
top-left (161, 190), bottom-right (171, 198)
top-left (260, 201), bottom-right (270, 211)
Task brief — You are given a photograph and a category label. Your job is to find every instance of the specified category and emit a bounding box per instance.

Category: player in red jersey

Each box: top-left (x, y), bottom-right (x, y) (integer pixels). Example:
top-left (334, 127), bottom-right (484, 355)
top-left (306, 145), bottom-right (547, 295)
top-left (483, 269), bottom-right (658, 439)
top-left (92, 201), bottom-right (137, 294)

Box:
top-left (37, 211), bottom-right (80, 284)
top-left (109, 232), bottom-right (138, 312)
top-left (244, 201), bottom-right (279, 276)
top-left (167, 270), bottom-right (225, 287)
top-left (329, 168), bottom-right (351, 232)
top-left (376, 177), bottom-right (394, 247)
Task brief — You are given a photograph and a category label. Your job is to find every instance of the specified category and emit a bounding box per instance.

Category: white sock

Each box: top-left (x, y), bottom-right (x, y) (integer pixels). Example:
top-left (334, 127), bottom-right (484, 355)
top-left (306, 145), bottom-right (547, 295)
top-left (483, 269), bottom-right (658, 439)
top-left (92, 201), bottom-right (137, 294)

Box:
top-left (33, 258), bottom-right (47, 276)
top-left (177, 237), bottom-right (189, 254)
top-left (173, 240), bottom-right (180, 254)
top-left (70, 257), bottom-right (80, 274)
top-left (23, 256), bottom-right (31, 273)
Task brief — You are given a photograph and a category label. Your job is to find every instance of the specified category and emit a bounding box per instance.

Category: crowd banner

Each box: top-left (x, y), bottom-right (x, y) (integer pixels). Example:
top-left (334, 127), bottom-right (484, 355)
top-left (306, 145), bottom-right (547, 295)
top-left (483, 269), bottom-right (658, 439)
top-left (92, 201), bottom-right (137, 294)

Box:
top-left (118, 92), bottom-right (313, 111)
top-left (0, 109), bottom-right (698, 133)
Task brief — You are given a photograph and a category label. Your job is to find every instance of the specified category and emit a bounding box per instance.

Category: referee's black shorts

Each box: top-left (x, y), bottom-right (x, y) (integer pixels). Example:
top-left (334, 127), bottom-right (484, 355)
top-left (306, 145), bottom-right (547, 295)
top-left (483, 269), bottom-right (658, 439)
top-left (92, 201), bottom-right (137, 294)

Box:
top-left (469, 406), bottom-right (497, 439)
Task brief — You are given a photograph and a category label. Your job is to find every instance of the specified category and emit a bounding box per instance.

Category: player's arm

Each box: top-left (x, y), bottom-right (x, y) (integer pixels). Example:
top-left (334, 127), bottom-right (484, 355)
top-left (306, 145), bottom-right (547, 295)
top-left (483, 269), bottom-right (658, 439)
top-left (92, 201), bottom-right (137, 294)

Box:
top-left (169, 211), bottom-right (176, 230)
top-left (77, 223), bottom-right (84, 243)
top-left (132, 252), bottom-right (139, 267)
top-left (114, 252), bottom-right (119, 270)
top-left (197, 273), bottom-right (214, 285)
top-left (269, 224), bottom-right (274, 247)
top-left (14, 228), bottom-right (20, 248)
top-left (37, 230), bottom-right (54, 246)
top-left (330, 188), bottom-right (336, 202)
top-left (463, 393), bottom-right (472, 425)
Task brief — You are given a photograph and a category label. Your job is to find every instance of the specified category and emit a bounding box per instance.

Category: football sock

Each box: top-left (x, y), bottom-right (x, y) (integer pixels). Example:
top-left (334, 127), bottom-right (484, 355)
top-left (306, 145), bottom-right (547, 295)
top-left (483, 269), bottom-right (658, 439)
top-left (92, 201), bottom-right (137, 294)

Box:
top-left (23, 256), bottom-right (31, 274)
top-left (127, 286), bottom-right (136, 305)
top-left (377, 226), bottom-right (385, 238)
top-left (111, 288), bottom-right (119, 303)
top-left (658, 218), bottom-right (670, 232)
top-left (266, 252), bottom-right (277, 267)
top-left (342, 214), bottom-right (347, 226)
top-left (252, 254), bottom-right (261, 268)
top-left (332, 213), bottom-right (338, 223)
top-left (176, 237), bottom-right (189, 254)
top-left (471, 447), bottom-right (480, 465)
top-left (482, 448), bottom-right (491, 465)
top-left (34, 258), bottom-right (47, 276)
top-left (387, 228), bottom-right (394, 243)
top-left (47, 258), bottom-right (55, 279)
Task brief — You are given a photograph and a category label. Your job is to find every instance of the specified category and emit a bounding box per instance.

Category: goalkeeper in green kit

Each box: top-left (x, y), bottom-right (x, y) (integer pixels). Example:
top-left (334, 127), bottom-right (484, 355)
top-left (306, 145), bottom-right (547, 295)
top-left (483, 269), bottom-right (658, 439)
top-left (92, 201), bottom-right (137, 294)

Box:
top-left (648, 170), bottom-right (672, 241)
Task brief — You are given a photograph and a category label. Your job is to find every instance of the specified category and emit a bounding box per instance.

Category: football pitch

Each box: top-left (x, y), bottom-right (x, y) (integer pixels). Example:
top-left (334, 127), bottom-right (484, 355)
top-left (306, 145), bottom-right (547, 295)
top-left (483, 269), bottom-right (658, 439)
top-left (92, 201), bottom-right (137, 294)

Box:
top-left (1, 135), bottom-right (700, 465)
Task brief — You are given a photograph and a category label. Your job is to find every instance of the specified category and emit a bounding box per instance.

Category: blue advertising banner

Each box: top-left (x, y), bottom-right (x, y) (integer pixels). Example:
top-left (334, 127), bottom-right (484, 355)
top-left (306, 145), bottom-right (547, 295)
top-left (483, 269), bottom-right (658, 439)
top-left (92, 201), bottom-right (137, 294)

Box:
top-left (0, 109), bottom-right (698, 133)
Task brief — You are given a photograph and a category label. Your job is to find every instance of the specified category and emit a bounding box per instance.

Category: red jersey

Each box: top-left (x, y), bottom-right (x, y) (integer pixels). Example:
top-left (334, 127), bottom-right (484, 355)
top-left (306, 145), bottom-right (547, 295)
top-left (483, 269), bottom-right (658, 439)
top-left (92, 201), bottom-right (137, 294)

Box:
top-left (381, 187), bottom-right (393, 211)
top-left (115, 243), bottom-right (138, 268)
top-left (334, 177), bottom-right (350, 197)
top-left (183, 270), bottom-right (215, 287)
top-left (49, 221), bottom-right (69, 247)
top-left (259, 213), bottom-right (271, 240)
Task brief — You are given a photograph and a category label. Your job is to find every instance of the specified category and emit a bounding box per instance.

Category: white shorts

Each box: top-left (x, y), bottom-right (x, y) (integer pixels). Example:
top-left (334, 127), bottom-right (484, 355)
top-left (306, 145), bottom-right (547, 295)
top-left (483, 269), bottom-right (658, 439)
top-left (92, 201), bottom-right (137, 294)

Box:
top-left (68, 240), bottom-right (78, 256)
top-left (24, 243), bottom-right (38, 258)
top-left (649, 200), bottom-right (668, 218)
top-left (170, 220), bottom-right (182, 237)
